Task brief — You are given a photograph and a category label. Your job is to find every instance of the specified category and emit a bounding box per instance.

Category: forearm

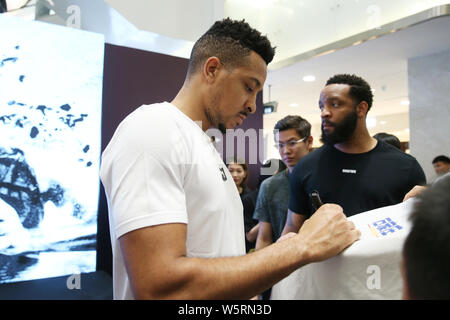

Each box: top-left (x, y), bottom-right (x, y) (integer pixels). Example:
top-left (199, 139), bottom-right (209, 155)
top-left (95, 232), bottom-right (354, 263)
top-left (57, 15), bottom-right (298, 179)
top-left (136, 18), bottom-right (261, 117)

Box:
top-left (255, 231), bottom-right (273, 251)
top-left (281, 223), bottom-right (297, 236)
top-left (281, 210), bottom-right (307, 236)
top-left (126, 205), bottom-right (360, 300)
top-left (246, 224), bottom-right (259, 243)
top-left (140, 235), bottom-right (309, 300)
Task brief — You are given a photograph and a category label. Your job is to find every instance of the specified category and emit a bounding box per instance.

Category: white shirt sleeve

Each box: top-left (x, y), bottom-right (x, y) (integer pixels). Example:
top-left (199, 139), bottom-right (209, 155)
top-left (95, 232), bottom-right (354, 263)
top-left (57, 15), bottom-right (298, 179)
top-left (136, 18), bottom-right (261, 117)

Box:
top-left (101, 106), bottom-right (189, 239)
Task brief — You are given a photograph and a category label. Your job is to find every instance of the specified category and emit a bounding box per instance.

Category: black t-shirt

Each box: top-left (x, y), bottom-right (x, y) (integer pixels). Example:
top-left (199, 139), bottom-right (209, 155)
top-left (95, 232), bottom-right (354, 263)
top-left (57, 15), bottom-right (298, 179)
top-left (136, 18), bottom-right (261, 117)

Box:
top-left (289, 141), bottom-right (426, 218)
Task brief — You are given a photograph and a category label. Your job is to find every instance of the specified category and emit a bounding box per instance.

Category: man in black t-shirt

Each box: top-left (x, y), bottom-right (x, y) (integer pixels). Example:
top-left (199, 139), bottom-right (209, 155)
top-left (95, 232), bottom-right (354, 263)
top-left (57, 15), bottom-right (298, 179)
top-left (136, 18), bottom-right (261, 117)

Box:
top-left (281, 74), bottom-right (426, 235)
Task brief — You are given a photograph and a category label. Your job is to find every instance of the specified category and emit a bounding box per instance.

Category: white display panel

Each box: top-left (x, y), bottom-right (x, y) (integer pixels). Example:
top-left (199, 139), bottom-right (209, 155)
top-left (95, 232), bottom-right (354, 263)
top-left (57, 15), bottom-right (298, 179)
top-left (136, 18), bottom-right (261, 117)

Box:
top-left (0, 15), bottom-right (104, 283)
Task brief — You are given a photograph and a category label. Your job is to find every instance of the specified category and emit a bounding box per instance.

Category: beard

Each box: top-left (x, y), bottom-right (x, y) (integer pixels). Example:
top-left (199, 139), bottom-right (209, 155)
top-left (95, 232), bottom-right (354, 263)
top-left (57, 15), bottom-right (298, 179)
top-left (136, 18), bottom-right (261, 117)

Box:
top-left (217, 123), bottom-right (227, 134)
top-left (205, 91), bottom-right (228, 134)
top-left (320, 110), bottom-right (358, 145)
top-left (205, 107), bottom-right (227, 134)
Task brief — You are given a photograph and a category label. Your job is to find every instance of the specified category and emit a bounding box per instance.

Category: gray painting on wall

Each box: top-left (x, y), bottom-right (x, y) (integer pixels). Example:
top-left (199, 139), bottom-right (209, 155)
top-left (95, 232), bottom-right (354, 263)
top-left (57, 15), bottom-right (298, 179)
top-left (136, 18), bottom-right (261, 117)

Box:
top-left (0, 15), bottom-right (104, 283)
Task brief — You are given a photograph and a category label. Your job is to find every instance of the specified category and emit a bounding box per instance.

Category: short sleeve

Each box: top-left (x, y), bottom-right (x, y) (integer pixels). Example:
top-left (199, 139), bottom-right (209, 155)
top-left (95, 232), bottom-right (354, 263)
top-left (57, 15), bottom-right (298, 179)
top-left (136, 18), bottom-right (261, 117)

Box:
top-left (288, 164), bottom-right (311, 218)
top-left (408, 159), bottom-right (426, 187)
top-left (253, 180), bottom-right (271, 223)
top-left (100, 108), bottom-right (189, 239)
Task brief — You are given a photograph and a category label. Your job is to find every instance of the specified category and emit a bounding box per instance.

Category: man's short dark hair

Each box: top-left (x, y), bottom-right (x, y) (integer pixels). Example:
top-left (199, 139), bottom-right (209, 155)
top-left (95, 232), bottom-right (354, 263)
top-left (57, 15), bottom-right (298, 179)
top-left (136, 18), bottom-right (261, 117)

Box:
top-left (373, 132), bottom-right (401, 150)
top-left (403, 175), bottom-right (450, 299)
top-left (432, 155), bottom-right (450, 164)
top-left (326, 74), bottom-right (374, 111)
top-left (187, 18), bottom-right (275, 76)
top-left (273, 115), bottom-right (311, 139)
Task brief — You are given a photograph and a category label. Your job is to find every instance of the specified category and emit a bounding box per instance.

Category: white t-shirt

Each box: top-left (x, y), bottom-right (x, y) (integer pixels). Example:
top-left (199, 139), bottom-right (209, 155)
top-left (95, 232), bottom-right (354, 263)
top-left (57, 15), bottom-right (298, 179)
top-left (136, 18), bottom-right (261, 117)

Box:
top-left (100, 102), bottom-right (245, 299)
top-left (271, 199), bottom-right (415, 300)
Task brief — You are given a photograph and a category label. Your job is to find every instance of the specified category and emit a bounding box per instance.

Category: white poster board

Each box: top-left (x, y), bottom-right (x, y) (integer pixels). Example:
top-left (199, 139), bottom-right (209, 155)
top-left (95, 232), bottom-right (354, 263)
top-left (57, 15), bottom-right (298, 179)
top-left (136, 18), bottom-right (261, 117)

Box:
top-left (271, 199), bottom-right (415, 300)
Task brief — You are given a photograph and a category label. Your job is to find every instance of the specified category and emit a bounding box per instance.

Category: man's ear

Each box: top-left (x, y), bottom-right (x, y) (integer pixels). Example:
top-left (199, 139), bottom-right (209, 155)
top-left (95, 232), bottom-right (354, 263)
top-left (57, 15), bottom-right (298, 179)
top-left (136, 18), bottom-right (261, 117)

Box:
top-left (202, 57), bottom-right (221, 84)
top-left (356, 101), bottom-right (369, 118)
top-left (307, 136), bottom-right (314, 151)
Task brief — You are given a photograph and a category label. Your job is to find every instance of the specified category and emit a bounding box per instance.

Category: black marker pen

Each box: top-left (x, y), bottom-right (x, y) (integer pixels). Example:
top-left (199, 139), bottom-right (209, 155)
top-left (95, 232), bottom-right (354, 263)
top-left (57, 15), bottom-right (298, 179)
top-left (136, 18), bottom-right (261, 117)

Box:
top-left (310, 190), bottom-right (324, 212)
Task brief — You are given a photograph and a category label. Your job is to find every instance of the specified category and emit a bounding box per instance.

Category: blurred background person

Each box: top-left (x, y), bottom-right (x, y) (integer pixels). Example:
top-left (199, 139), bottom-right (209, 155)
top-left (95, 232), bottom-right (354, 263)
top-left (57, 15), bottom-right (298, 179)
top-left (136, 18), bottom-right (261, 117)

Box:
top-left (227, 158), bottom-right (250, 199)
top-left (373, 132), bottom-right (402, 151)
top-left (432, 155), bottom-right (450, 179)
top-left (227, 158), bottom-right (255, 253)
top-left (254, 115), bottom-right (313, 250)
top-left (402, 175), bottom-right (450, 299)
top-left (253, 115), bottom-right (313, 300)
top-left (242, 158), bottom-right (287, 253)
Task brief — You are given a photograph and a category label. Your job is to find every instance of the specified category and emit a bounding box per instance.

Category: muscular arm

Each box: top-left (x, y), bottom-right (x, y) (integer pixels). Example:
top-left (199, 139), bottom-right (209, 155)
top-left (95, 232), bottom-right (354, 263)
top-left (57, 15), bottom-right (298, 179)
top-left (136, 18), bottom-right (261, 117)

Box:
top-left (281, 209), bottom-right (307, 236)
top-left (119, 204), bottom-right (360, 300)
top-left (255, 221), bottom-right (273, 250)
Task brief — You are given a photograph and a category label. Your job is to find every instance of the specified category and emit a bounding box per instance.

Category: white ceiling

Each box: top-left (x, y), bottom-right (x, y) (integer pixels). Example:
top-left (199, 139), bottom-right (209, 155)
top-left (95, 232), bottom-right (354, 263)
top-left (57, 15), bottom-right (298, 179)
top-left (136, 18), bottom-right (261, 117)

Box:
top-left (225, 0), bottom-right (450, 63)
top-left (262, 13), bottom-right (450, 151)
top-left (6, 0), bottom-right (450, 150)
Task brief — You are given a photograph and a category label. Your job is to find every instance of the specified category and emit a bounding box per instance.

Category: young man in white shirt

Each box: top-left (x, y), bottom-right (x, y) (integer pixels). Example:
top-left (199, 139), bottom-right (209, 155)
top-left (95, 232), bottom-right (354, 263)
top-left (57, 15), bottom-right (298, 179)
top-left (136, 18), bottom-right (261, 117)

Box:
top-left (100, 18), bottom-right (360, 300)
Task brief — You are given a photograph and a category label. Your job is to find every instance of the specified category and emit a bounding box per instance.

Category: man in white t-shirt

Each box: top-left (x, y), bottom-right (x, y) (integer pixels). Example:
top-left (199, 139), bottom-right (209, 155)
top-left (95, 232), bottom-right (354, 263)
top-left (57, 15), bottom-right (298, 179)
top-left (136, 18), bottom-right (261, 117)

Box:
top-left (100, 18), bottom-right (360, 300)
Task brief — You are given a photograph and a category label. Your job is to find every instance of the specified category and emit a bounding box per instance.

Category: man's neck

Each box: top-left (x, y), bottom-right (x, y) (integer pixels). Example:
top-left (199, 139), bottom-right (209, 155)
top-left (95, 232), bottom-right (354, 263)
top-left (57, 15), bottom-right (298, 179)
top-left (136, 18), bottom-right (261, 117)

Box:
top-left (333, 128), bottom-right (377, 154)
top-left (171, 80), bottom-right (211, 131)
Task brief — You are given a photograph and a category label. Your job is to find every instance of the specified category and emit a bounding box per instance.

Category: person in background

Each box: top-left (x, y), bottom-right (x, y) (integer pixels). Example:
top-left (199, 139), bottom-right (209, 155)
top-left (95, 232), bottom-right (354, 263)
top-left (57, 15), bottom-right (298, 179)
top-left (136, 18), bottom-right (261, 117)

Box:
top-left (404, 155), bottom-right (450, 201)
top-left (432, 155), bottom-right (450, 178)
top-left (373, 132), bottom-right (402, 150)
top-left (242, 159), bottom-right (287, 253)
top-left (253, 115), bottom-right (313, 300)
top-left (227, 158), bottom-right (250, 199)
top-left (402, 174), bottom-right (450, 299)
top-left (282, 74), bottom-right (426, 236)
top-left (227, 158), bottom-right (256, 252)
top-left (255, 116), bottom-right (313, 249)
top-left (258, 159), bottom-right (287, 185)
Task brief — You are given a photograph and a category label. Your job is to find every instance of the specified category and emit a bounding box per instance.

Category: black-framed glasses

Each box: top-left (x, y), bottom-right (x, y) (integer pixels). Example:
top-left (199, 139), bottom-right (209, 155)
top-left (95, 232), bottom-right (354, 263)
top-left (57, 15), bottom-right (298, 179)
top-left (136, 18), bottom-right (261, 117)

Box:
top-left (274, 136), bottom-right (307, 150)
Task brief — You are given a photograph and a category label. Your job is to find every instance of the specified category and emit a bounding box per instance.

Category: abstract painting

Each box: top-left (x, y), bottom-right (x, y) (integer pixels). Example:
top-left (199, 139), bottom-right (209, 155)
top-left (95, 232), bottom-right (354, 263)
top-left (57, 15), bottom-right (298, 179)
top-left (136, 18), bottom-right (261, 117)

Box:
top-left (0, 15), bottom-right (104, 283)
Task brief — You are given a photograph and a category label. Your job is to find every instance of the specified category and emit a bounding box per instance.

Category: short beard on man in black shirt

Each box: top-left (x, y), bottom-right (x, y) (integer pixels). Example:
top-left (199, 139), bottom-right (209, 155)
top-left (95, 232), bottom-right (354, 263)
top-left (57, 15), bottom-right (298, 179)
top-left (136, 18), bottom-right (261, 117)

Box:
top-left (320, 110), bottom-right (358, 145)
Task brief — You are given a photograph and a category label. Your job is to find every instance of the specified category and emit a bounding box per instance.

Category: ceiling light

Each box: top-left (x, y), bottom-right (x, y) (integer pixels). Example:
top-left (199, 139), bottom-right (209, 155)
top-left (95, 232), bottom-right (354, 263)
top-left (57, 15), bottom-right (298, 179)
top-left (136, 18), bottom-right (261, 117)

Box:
top-left (303, 75), bottom-right (316, 82)
top-left (400, 100), bottom-right (410, 105)
top-left (289, 103), bottom-right (299, 107)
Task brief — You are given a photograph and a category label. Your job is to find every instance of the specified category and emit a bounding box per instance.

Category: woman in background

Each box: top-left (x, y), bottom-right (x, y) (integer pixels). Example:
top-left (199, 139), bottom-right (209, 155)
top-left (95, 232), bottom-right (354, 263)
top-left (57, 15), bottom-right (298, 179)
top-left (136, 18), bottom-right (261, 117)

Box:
top-left (227, 159), bottom-right (249, 199)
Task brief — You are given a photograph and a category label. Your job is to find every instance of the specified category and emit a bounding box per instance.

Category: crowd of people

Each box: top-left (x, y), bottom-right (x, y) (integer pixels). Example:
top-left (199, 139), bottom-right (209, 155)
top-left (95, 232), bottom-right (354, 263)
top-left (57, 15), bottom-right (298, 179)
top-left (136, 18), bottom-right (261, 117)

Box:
top-left (100, 18), bottom-right (450, 300)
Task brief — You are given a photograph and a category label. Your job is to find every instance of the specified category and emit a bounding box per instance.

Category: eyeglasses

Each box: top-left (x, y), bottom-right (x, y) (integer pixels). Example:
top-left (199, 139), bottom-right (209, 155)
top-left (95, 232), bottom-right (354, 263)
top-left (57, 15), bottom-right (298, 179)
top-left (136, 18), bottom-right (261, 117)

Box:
top-left (274, 136), bottom-right (308, 150)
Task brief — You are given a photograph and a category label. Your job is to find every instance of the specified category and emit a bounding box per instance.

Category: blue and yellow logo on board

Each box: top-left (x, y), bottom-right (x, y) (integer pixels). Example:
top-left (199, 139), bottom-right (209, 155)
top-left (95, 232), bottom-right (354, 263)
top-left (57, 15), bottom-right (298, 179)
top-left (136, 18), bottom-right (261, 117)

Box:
top-left (368, 217), bottom-right (403, 238)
